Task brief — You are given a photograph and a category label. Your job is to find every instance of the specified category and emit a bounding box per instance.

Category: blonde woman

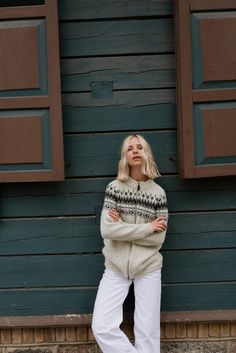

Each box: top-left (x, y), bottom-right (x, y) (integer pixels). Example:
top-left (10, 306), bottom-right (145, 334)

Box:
top-left (92, 134), bottom-right (168, 353)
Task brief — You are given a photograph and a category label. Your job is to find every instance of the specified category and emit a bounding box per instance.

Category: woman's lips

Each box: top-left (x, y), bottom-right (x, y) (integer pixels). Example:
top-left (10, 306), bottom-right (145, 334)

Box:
top-left (133, 156), bottom-right (141, 160)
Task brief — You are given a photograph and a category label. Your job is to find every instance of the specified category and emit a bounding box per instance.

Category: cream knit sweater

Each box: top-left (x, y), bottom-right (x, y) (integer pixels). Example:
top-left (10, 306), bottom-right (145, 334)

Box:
top-left (100, 176), bottom-right (168, 279)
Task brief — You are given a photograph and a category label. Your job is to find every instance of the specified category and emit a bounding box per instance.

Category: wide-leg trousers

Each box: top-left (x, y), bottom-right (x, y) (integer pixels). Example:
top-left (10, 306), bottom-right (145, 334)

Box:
top-left (92, 267), bottom-right (161, 353)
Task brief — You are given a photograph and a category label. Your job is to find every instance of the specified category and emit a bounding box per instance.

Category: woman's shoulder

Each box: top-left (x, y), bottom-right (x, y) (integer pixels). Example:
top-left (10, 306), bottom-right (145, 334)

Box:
top-left (151, 179), bottom-right (167, 196)
top-left (105, 178), bottom-right (124, 193)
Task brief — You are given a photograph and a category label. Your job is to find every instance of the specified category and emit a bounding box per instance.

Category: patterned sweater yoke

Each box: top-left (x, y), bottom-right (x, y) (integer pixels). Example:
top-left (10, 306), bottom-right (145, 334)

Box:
top-left (104, 177), bottom-right (168, 222)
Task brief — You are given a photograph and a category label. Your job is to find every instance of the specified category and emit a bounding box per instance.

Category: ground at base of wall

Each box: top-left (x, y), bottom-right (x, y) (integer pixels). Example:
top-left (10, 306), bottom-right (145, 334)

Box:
top-left (0, 340), bottom-right (236, 353)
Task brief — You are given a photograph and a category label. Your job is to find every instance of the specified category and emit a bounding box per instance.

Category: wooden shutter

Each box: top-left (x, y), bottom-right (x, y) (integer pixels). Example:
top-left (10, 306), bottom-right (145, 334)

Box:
top-left (175, 0), bottom-right (236, 178)
top-left (0, 0), bottom-right (64, 182)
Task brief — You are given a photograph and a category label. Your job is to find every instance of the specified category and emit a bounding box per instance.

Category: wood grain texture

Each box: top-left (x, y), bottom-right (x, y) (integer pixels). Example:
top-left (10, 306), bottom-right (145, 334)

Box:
top-left (0, 282), bottom-right (235, 316)
top-left (64, 132), bottom-right (177, 176)
top-left (62, 88), bottom-right (176, 132)
top-left (61, 55), bottom-right (175, 92)
top-left (0, 211), bottom-right (235, 255)
top-left (60, 19), bottom-right (174, 57)
top-left (0, 176), bottom-right (235, 217)
top-left (63, 103), bottom-right (176, 133)
top-left (58, 0), bottom-right (173, 20)
top-left (0, 250), bottom-right (235, 288)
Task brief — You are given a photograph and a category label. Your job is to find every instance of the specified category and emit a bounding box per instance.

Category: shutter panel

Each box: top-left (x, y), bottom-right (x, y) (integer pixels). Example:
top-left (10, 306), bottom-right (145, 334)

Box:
top-left (175, 0), bottom-right (236, 178)
top-left (0, 1), bottom-right (64, 182)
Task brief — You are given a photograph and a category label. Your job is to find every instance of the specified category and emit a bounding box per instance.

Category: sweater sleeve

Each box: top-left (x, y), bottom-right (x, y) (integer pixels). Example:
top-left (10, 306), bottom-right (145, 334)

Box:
top-left (100, 208), bottom-right (153, 241)
top-left (131, 229), bottom-right (167, 247)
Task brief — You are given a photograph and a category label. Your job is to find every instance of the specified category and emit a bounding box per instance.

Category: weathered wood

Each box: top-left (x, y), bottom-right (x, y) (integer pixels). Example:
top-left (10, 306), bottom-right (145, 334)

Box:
top-left (163, 249), bottom-right (236, 283)
top-left (62, 89), bottom-right (176, 107)
top-left (162, 282), bottom-right (236, 311)
top-left (62, 88), bottom-right (176, 132)
top-left (0, 283), bottom-right (235, 316)
top-left (0, 175), bottom-right (235, 217)
top-left (60, 19), bottom-right (174, 57)
top-left (0, 310), bottom-right (236, 328)
top-left (0, 217), bottom-right (102, 255)
top-left (64, 132), bottom-right (177, 177)
top-left (63, 103), bottom-right (176, 133)
top-left (61, 55), bottom-right (175, 92)
top-left (1, 175), bottom-right (235, 197)
top-left (0, 254), bottom-right (104, 288)
top-left (164, 212), bottom-right (236, 250)
top-left (58, 0), bottom-right (173, 20)
top-left (0, 250), bottom-right (235, 288)
top-left (0, 211), bottom-right (235, 255)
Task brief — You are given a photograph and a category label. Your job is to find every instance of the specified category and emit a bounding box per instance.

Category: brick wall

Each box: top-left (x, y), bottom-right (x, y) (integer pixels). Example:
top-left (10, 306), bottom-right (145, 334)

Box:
top-left (0, 323), bottom-right (235, 353)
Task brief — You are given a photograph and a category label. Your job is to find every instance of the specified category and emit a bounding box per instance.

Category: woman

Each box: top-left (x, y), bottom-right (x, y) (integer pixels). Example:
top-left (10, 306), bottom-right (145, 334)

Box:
top-left (92, 134), bottom-right (168, 353)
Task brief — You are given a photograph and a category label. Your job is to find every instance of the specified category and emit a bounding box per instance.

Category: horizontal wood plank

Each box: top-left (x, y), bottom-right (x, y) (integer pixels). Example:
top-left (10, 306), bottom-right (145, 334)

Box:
top-left (0, 217), bottom-right (102, 255)
top-left (0, 250), bottom-right (235, 289)
top-left (1, 175), bottom-right (235, 197)
top-left (164, 212), bottom-right (236, 250)
top-left (0, 212), bottom-right (235, 255)
top-left (61, 55), bottom-right (175, 92)
top-left (62, 88), bottom-right (176, 132)
top-left (60, 19), bottom-right (174, 57)
top-left (0, 254), bottom-right (103, 288)
top-left (1, 310), bottom-right (236, 327)
top-left (63, 103), bottom-right (176, 133)
top-left (62, 89), bottom-right (176, 107)
top-left (0, 176), bottom-right (235, 217)
top-left (0, 283), bottom-right (235, 316)
top-left (58, 0), bottom-right (173, 20)
top-left (163, 249), bottom-right (236, 284)
top-left (64, 132), bottom-right (177, 177)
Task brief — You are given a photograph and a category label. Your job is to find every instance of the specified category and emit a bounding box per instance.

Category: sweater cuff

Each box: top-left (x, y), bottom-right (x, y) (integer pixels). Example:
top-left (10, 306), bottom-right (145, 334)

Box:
top-left (147, 222), bottom-right (154, 234)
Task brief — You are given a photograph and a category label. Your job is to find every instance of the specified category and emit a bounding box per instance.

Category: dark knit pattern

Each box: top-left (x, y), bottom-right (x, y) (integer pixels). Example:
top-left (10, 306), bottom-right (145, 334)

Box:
top-left (104, 183), bottom-right (168, 221)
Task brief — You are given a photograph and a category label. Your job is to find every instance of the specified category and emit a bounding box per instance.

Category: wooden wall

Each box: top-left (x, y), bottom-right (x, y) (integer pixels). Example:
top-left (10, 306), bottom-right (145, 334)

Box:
top-left (0, 0), bottom-right (235, 317)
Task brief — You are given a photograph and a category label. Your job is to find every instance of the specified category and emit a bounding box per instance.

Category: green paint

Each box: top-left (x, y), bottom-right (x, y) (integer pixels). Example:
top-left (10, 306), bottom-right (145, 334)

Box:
top-left (62, 103), bottom-right (176, 133)
top-left (60, 19), bottom-right (174, 57)
top-left (58, 0), bottom-right (173, 20)
top-left (64, 132), bottom-right (177, 177)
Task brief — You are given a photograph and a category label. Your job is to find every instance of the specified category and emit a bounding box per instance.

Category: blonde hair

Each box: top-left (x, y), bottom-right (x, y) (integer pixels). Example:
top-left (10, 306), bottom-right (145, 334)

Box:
top-left (117, 134), bottom-right (160, 181)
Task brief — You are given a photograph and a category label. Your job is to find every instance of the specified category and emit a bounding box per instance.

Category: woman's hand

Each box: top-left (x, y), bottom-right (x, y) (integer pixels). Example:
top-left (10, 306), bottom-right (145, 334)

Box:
top-left (108, 209), bottom-right (120, 222)
top-left (150, 216), bottom-right (167, 232)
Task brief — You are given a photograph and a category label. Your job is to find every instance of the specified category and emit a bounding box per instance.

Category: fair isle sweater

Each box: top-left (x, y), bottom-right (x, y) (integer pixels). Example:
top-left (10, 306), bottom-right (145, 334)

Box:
top-left (100, 176), bottom-right (168, 279)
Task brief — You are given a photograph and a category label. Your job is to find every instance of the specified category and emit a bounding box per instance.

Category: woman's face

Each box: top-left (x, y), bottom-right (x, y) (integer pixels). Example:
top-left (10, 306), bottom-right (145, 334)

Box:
top-left (126, 136), bottom-right (143, 168)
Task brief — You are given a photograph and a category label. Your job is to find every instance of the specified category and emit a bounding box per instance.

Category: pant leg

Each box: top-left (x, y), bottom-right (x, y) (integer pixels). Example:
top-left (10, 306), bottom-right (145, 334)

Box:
top-left (133, 269), bottom-right (162, 353)
top-left (92, 268), bottom-right (137, 353)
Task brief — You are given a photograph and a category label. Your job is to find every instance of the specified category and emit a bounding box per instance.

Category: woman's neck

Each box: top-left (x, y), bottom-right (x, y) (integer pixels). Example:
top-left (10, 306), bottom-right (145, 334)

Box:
top-left (129, 167), bottom-right (148, 182)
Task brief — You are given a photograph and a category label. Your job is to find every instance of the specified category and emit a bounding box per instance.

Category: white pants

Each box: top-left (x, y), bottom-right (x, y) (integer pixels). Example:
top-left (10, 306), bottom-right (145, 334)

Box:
top-left (92, 268), bottom-right (161, 353)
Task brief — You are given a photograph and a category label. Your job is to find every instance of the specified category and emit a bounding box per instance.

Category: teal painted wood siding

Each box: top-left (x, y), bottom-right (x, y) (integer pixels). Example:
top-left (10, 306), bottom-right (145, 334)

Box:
top-left (0, 0), bottom-right (235, 317)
